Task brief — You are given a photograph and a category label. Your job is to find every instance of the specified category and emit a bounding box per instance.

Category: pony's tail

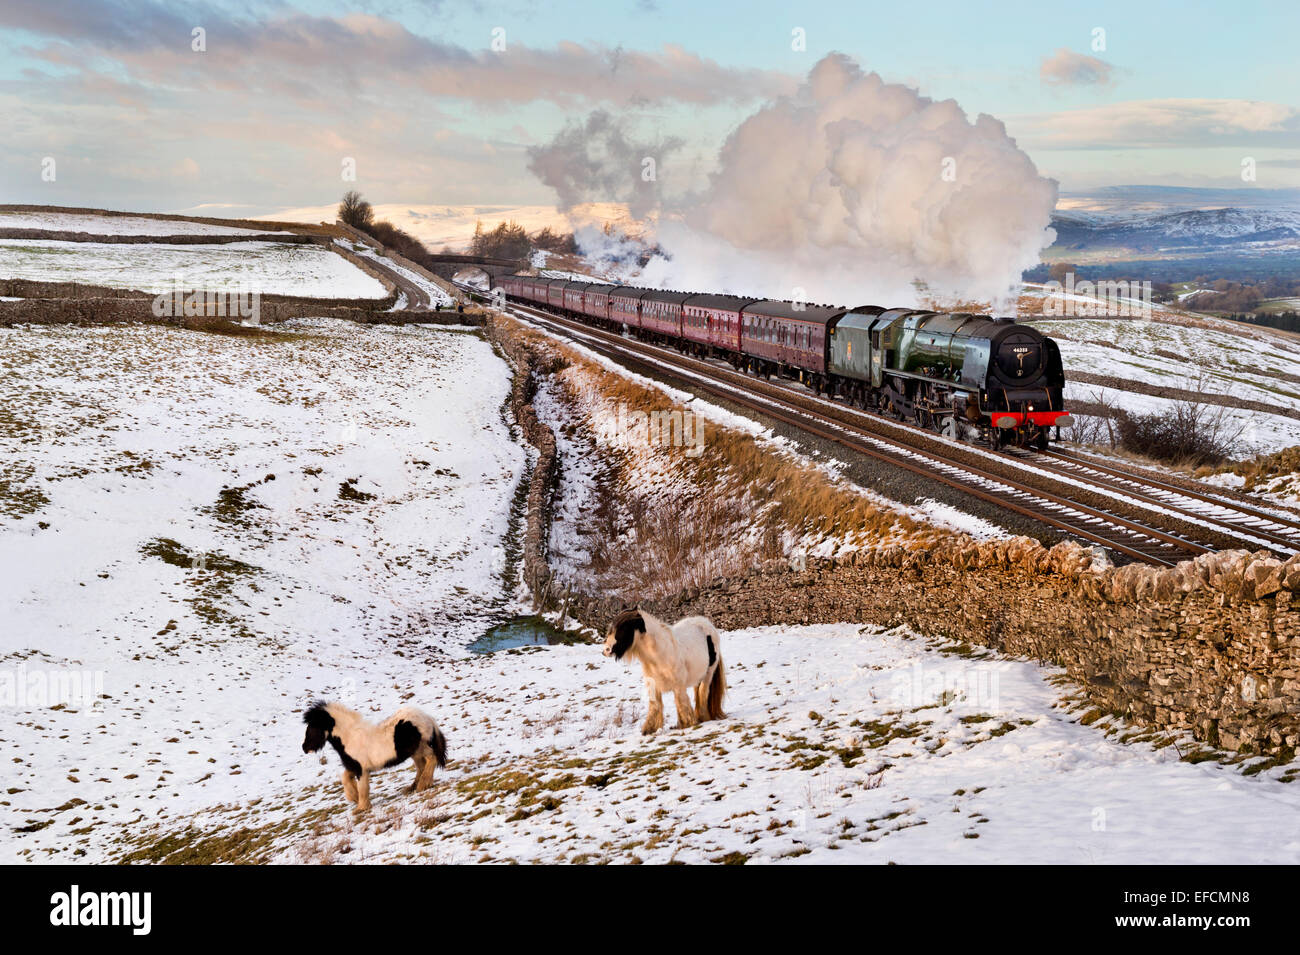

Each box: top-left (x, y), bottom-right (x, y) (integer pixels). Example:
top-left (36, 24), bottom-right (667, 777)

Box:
top-left (706, 657), bottom-right (727, 721)
top-left (429, 726), bottom-right (448, 768)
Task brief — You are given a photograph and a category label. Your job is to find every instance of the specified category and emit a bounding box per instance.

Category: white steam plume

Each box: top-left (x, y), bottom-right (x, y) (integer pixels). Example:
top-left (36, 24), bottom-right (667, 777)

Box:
top-left (536, 54), bottom-right (1058, 311)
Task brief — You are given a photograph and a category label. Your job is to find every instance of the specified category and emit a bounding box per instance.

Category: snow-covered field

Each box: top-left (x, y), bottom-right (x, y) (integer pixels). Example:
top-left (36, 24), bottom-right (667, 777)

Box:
top-left (0, 210), bottom-right (275, 237)
top-left (0, 239), bottom-right (388, 298)
top-left (4, 308), bottom-right (1298, 866)
top-left (5, 242), bottom-right (1298, 864)
top-left (1031, 316), bottom-right (1300, 409)
top-left (118, 624), bottom-right (1300, 865)
top-left (0, 318), bottom-right (525, 862)
top-left (1025, 315), bottom-right (1300, 456)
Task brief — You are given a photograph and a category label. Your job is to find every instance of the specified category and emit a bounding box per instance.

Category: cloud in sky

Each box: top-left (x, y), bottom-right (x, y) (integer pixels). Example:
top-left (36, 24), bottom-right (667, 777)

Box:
top-left (2, 1), bottom-right (1297, 211)
top-left (1013, 98), bottom-right (1300, 149)
top-left (1039, 48), bottom-right (1113, 88)
top-left (2, 4), bottom-right (793, 107)
top-left (0, 1), bottom-right (796, 210)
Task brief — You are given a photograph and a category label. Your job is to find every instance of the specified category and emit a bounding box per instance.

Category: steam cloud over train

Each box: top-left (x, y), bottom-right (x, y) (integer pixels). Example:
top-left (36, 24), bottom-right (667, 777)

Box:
top-left (499, 277), bottom-right (1072, 450)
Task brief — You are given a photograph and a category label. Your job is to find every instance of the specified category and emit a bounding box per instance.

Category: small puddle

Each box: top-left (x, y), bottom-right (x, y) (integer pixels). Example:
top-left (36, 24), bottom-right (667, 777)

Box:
top-left (469, 614), bottom-right (578, 654)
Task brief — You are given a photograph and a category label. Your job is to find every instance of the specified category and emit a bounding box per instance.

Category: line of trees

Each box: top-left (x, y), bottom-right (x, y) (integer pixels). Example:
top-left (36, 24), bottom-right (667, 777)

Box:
top-left (1183, 276), bottom-right (1300, 314)
top-left (337, 190), bottom-right (429, 262)
top-left (1045, 262), bottom-right (1180, 303)
top-left (469, 220), bottom-right (577, 259)
top-left (1221, 311), bottom-right (1300, 334)
top-left (338, 191), bottom-right (580, 264)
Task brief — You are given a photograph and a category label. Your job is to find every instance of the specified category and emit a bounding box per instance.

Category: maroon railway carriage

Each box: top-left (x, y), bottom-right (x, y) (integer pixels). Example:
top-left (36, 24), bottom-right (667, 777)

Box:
top-left (514, 276), bottom-right (537, 301)
top-left (562, 281), bottom-right (599, 315)
top-left (512, 276), bottom-right (539, 304)
top-left (640, 290), bottom-right (691, 340)
top-left (681, 293), bottom-right (760, 355)
top-left (545, 280), bottom-right (569, 310)
top-left (740, 301), bottom-right (848, 379)
top-left (608, 285), bottom-right (653, 330)
top-left (581, 282), bottom-right (619, 323)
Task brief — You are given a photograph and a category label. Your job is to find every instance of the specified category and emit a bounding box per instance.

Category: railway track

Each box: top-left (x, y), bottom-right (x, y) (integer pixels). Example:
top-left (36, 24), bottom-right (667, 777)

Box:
top-left (461, 282), bottom-right (1297, 566)
top-left (1040, 449), bottom-right (1300, 554)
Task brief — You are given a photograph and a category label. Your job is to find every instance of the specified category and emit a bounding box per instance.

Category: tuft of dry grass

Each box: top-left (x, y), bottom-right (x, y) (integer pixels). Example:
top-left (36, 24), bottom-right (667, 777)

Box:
top-left (1221, 444), bottom-right (1300, 495)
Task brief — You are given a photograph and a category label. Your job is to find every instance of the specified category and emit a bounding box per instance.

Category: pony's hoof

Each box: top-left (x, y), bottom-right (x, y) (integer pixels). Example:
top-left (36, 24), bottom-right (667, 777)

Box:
top-left (640, 724), bottom-right (657, 736)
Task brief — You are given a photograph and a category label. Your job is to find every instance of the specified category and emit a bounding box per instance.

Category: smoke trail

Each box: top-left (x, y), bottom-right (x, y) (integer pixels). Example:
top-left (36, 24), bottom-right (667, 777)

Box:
top-left (533, 54), bottom-right (1058, 311)
top-left (526, 110), bottom-right (683, 220)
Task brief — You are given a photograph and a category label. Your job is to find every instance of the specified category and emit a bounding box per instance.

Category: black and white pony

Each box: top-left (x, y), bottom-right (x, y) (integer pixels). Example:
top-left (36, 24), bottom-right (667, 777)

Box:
top-left (301, 701), bottom-right (447, 812)
top-left (603, 608), bottom-right (726, 735)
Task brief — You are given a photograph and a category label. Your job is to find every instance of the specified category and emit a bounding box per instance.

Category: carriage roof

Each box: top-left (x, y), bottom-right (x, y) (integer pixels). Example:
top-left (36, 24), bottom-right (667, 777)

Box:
top-left (742, 300), bottom-right (848, 324)
top-left (682, 293), bottom-right (762, 311)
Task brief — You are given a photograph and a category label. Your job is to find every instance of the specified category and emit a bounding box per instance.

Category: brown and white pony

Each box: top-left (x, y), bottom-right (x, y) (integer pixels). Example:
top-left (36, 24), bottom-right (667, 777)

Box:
top-left (301, 701), bottom-right (447, 812)
top-left (603, 608), bottom-right (727, 735)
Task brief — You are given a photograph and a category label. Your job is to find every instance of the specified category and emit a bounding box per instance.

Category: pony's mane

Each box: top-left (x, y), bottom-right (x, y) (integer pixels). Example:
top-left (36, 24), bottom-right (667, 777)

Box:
top-left (303, 701), bottom-right (333, 728)
top-left (608, 608), bottom-right (647, 660)
top-left (304, 700), bottom-right (364, 728)
top-left (609, 608), bottom-right (643, 631)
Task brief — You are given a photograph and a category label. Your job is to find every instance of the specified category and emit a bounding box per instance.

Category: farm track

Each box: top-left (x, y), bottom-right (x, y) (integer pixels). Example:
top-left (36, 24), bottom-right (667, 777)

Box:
top-left (468, 285), bottom-right (1300, 566)
top-left (337, 248), bottom-right (432, 309)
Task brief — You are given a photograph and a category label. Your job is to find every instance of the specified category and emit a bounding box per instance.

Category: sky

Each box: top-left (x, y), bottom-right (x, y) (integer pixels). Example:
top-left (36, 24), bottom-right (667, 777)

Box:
top-left (1, 0), bottom-right (1298, 217)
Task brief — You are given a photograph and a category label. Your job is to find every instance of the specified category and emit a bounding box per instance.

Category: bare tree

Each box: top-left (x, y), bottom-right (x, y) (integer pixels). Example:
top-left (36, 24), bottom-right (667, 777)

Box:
top-left (1060, 386), bottom-right (1121, 448)
top-left (338, 190), bottom-right (373, 230)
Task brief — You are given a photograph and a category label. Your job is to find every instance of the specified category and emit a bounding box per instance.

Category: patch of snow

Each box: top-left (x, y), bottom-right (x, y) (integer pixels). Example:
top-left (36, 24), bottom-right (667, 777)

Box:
top-left (912, 498), bottom-right (1005, 540)
top-left (146, 623), bottom-right (1300, 865)
top-left (0, 318), bottom-right (525, 861)
top-left (0, 239), bottom-right (389, 298)
top-left (0, 211), bottom-right (277, 237)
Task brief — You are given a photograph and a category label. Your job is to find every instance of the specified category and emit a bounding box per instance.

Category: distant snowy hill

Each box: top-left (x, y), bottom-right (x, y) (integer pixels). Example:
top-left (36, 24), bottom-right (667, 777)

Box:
top-left (255, 202), bottom-right (632, 251)
top-left (1057, 185), bottom-right (1300, 215)
top-left (1050, 207), bottom-right (1300, 254)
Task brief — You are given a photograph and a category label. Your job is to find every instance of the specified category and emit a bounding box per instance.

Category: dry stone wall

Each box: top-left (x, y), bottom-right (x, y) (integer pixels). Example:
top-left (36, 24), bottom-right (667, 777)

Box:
top-left (0, 228), bottom-right (323, 246)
